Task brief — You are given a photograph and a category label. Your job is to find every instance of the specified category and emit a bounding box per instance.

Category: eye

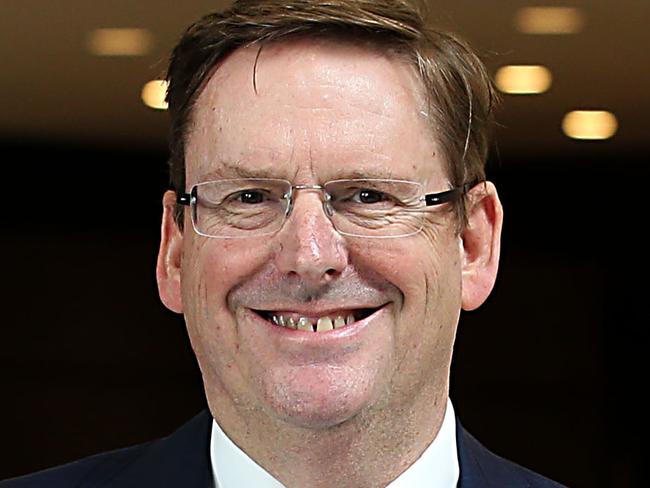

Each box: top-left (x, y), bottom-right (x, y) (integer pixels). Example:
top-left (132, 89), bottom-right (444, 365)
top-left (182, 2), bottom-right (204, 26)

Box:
top-left (353, 189), bottom-right (388, 204)
top-left (236, 190), bottom-right (266, 204)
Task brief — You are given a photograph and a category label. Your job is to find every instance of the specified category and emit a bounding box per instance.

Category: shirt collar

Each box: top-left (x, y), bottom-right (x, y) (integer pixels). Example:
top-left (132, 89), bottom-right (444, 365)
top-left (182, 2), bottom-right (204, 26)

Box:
top-left (210, 398), bottom-right (459, 488)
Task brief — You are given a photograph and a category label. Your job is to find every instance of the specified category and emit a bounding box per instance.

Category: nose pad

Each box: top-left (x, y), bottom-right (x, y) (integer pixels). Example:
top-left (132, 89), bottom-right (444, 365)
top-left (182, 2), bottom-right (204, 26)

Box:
top-left (323, 199), bottom-right (334, 218)
top-left (191, 189), bottom-right (198, 224)
top-left (283, 195), bottom-right (293, 219)
top-left (283, 186), bottom-right (334, 225)
top-left (285, 191), bottom-right (336, 234)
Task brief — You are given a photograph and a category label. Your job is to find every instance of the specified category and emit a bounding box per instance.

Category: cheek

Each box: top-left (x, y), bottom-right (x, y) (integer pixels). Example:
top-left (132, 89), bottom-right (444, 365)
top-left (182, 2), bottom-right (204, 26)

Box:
top-left (180, 238), bottom-right (274, 364)
top-left (186, 238), bottom-right (273, 311)
top-left (355, 224), bottom-right (460, 331)
top-left (180, 238), bottom-right (275, 388)
top-left (412, 226), bottom-right (462, 359)
top-left (348, 225), bottom-right (456, 309)
top-left (417, 224), bottom-right (462, 302)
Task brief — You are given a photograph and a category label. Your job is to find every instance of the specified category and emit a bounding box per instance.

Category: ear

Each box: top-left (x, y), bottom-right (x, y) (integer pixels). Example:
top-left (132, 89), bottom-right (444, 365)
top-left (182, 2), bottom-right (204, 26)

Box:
top-left (156, 190), bottom-right (184, 313)
top-left (460, 181), bottom-right (503, 311)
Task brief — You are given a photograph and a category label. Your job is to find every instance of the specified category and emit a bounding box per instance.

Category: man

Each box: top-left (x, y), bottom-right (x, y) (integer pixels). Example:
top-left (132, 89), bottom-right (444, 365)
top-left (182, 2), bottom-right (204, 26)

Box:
top-left (1, 1), bottom-right (566, 487)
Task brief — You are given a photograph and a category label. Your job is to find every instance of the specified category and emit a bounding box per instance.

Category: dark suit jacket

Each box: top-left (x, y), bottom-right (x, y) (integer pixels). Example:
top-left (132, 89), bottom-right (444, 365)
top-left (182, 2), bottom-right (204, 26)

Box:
top-left (1, 410), bottom-right (567, 487)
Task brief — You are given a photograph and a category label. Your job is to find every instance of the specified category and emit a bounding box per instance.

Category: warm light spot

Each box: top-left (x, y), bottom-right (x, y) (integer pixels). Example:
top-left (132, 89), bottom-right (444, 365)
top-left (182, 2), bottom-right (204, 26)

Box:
top-left (562, 111), bottom-right (618, 140)
top-left (515, 7), bottom-right (585, 34)
top-left (87, 28), bottom-right (154, 56)
top-left (141, 80), bottom-right (169, 110)
top-left (495, 65), bottom-right (552, 95)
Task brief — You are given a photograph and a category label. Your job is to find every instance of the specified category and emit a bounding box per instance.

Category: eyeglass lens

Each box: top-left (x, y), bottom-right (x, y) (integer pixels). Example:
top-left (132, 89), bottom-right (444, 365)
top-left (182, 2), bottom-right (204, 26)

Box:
top-left (192, 179), bottom-right (429, 238)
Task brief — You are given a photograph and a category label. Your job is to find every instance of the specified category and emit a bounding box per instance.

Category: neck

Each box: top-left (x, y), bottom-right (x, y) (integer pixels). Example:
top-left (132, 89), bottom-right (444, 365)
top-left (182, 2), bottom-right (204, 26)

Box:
top-left (208, 382), bottom-right (449, 488)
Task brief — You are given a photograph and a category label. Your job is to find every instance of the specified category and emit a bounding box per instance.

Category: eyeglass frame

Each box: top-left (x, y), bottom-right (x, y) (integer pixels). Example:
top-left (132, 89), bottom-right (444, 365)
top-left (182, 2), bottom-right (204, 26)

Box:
top-left (176, 178), bottom-right (475, 239)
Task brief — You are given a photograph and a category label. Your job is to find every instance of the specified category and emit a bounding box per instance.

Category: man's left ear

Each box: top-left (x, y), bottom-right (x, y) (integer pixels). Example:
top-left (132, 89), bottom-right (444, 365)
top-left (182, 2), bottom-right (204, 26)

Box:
top-left (460, 181), bottom-right (503, 311)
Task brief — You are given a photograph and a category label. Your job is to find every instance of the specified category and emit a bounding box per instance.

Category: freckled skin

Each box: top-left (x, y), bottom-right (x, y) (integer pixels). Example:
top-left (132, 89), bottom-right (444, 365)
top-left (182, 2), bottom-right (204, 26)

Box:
top-left (157, 38), bottom-right (502, 488)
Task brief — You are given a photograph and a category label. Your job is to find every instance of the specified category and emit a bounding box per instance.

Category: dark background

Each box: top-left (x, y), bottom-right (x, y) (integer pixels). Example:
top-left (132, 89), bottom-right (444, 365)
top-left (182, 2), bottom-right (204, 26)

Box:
top-left (1, 1), bottom-right (648, 486)
top-left (1, 138), bottom-right (645, 487)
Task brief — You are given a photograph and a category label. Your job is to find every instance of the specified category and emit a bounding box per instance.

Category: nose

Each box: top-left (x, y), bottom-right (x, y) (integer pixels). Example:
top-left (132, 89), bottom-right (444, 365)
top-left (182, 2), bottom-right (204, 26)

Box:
top-left (273, 190), bottom-right (349, 286)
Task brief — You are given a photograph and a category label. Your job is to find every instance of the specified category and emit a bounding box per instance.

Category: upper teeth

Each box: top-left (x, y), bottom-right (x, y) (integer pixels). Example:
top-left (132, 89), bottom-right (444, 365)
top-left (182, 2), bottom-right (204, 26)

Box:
top-left (271, 313), bottom-right (355, 332)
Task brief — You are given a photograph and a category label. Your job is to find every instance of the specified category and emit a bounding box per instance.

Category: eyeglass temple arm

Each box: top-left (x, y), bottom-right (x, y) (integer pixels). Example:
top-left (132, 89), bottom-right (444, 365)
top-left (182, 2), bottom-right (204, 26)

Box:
top-left (424, 182), bottom-right (475, 207)
top-left (176, 182), bottom-right (477, 207)
top-left (177, 190), bottom-right (193, 206)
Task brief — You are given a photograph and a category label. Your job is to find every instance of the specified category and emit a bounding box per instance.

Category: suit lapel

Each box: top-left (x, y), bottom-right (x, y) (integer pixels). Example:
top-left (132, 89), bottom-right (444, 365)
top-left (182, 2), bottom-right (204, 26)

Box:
top-left (456, 420), bottom-right (490, 488)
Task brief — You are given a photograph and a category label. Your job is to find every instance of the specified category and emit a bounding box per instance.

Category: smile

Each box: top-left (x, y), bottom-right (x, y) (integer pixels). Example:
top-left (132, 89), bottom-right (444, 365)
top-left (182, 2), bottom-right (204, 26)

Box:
top-left (253, 308), bottom-right (380, 333)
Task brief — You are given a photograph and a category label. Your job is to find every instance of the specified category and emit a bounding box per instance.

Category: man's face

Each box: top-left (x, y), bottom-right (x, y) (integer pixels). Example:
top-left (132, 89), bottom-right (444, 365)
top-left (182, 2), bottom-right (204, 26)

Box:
top-left (159, 39), bottom-right (492, 431)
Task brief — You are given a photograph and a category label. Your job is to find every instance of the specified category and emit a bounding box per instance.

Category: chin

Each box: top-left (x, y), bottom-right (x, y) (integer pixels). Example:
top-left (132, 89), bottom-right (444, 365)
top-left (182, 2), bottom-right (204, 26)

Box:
top-left (259, 362), bottom-right (385, 430)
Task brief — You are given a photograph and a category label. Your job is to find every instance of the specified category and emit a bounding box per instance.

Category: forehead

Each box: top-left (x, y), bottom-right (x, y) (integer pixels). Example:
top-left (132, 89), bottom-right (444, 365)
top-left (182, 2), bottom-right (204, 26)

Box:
top-left (185, 38), bottom-right (445, 186)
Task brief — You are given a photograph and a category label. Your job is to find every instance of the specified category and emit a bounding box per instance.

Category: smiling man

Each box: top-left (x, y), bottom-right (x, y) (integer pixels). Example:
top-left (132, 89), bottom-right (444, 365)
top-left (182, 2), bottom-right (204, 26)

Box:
top-left (1, 1), bottom-right (567, 487)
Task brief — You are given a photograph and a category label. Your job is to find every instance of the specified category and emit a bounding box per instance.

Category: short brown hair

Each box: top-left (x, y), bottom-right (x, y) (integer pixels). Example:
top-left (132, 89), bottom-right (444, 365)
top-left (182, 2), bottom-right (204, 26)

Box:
top-left (166, 0), bottom-right (498, 230)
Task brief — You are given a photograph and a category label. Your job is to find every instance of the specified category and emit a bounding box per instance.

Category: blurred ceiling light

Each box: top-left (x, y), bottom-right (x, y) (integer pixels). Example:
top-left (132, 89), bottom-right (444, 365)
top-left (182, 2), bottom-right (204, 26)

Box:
top-left (495, 65), bottom-right (552, 95)
top-left (515, 7), bottom-right (585, 34)
top-left (562, 110), bottom-right (618, 140)
top-left (87, 28), bottom-right (154, 56)
top-left (141, 80), bottom-right (169, 110)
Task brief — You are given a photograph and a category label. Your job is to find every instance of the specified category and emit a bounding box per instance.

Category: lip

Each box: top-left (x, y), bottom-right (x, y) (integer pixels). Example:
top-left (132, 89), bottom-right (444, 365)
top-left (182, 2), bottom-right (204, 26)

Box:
top-left (252, 304), bottom-right (383, 317)
top-left (243, 303), bottom-right (390, 345)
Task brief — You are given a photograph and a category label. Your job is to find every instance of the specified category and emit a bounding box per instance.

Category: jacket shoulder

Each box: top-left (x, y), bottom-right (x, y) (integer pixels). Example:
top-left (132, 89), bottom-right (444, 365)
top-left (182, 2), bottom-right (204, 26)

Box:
top-left (0, 442), bottom-right (153, 488)
top-left (0, 410), bottom-right (213, 488)
top-left (457, 421), bottom-right (568, 488)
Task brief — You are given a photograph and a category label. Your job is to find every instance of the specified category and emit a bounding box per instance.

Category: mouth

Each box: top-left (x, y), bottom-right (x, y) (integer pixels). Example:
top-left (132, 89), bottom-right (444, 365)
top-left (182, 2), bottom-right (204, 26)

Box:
top-left (252, 307), bottom-right (381, 333)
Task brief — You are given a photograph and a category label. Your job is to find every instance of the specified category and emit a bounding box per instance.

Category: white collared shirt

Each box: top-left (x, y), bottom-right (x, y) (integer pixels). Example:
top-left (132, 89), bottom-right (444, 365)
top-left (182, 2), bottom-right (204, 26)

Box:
top-left (210, 398), bottom-right (459, 488)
